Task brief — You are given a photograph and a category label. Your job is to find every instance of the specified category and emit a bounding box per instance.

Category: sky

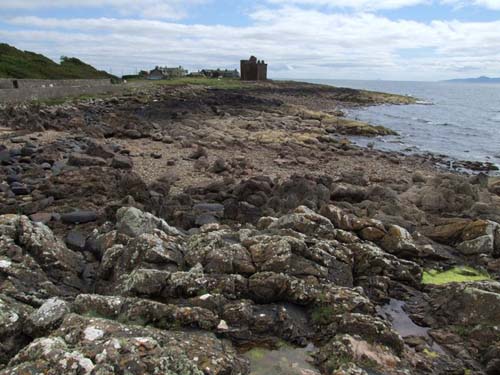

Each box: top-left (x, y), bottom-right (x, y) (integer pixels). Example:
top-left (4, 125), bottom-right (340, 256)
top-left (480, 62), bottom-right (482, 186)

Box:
top-left (1, 0), bottom-right (500, 81)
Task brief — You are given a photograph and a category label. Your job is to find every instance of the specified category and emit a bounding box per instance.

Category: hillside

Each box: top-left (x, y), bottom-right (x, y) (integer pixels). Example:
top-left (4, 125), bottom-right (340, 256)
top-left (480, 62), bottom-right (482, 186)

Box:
top-left (0, 43), bottom-right (116, 79)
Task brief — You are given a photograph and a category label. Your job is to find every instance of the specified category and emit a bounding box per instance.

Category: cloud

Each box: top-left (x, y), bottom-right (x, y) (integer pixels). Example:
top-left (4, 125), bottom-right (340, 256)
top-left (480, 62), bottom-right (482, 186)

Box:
top-left (2, 4), bottom-right (500, 80)
top-left (446, 0), bottom-right (500, 10)
top-left (267, 0), bottom-right (500, 10)
top-left (0, 0), bottom-right (208, 20)
top-left (266, 0), bottom-right (430, 10)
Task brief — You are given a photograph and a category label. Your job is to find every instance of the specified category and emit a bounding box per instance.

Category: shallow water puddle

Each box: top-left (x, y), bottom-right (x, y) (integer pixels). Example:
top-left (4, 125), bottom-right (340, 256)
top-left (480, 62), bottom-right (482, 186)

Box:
top-left (378, 299), bottom-right (445, 354)
top-left (244, 343), bottom-right (319, 375)
top-left (377, 299), bottom-right (428, 338)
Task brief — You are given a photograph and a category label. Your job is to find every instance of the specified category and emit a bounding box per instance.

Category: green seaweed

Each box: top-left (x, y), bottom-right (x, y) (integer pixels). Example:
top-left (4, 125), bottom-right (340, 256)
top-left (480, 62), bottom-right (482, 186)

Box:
top-left (422, 266), bottom-right (491, 285)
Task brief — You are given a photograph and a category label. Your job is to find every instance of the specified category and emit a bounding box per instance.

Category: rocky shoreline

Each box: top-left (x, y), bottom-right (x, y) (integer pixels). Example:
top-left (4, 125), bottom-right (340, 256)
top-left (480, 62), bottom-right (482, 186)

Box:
top-left (1, 80), bottom-right (500, 375)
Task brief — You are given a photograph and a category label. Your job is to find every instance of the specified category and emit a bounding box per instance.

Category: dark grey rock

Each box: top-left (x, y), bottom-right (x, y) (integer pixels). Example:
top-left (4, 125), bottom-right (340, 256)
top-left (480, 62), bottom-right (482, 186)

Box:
top-left (61, 211), bottom-right (98, 224)
top-left (111, 155), bottom-right (133, 169)
top-left (65, 230), bottom-right (87, 251)
top-left (10, 182), bottom-right (30, 196)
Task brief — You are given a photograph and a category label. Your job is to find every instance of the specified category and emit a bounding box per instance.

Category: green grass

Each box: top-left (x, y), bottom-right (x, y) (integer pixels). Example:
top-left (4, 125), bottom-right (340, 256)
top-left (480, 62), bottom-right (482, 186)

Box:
top-left (422, 266), bottom-right (491, 285)
top-left (0, 43), bottom-right (116, 79)
top-left (130, 76), bottom-right (250, 89)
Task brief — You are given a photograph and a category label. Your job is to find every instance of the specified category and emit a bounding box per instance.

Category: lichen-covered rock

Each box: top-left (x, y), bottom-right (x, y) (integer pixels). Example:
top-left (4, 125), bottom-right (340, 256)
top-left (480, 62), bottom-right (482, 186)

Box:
top-left (456, 220), bottom-right (498, 256)
top-left (426, 281), bottom-right (500, 326)
top-left (2, 313), bottom-right (248, 375)
top-left (116, 207), bottom-right (182, 238)
top-left (315, 334), bottom-right (401, 375)
top-left (350, 242), bottom-right (422, 289)
top-left (0, 215), bottom-right (86, 302)
top-left (73, 294), bottom-right (219, 331)
top-left (0, 294), bottom-right (33, 364)
top-left (25, 297), bottom-right (70, 337)
top-left (268, 205), bottom-right (335, 236)
top-left (379, 225), bottom-right (418, 256)
top-left (185, 230), bottom-right (255, 275)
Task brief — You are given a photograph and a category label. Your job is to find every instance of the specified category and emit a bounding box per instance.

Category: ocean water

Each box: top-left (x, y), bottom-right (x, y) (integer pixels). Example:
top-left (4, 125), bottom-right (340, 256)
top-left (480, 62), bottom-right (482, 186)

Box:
top-left (305, 79), bottom-right (500, 169)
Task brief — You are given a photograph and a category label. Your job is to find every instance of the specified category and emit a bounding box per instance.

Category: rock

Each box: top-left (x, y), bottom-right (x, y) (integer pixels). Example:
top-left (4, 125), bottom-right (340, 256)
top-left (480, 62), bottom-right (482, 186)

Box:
top-left (123, 129), bottom-right (143, 139)
top-left (315, 334), bottom-right (401, 374)
top-left (193, 203), bottom-right (225, 218)
top-left (268, 206), bottom-right (335, 236)
top-left (115, 207), bottom-right (181, 237)
top-left (422, 220), bottom-right (470, 244)
top-left (25, 298), bottom-right (70, 337)
top-left (189, 145), bottom-right (207, 159)
top-left (0, 294), bottom-right (33, 364)
top-left (359, 226), bottom-right (386, 241)
top-left (150, 152), bottom-right (162, 159)
top-left (10, 182), bottom-right (30, 196)
top-left (427, 281), bottom-right (500, 326)
top-left (65, 230), bottom-right (87, 251)
top-left (248, 236), bottom-right (293, 272)
top-left (455, 220), bottom-right (497, 255)
top-left (152, 133), bottom-right (163, 142)
top-left (61, 211), bottom-right (98, 224)
top-left (29, 212), bottom-right (53, 224)
top-left (380, 225), bottom-right (419, 256)
top-left (489, 180), bottom-right (500, 196)
top-left (86, 141), bottom-right (115, 159)
top-left (111, 155), bottom-right (133, 169)
top-left (412, 171), bottom-right (427, 183)
top-left (0, 149), bottom-right (11, 164)
top-left (68, 153), bottom-right (106, 167)
top-left (457, 235), bottom-right (494, 255)
top-left (212, 158), bottom-right (228, 173)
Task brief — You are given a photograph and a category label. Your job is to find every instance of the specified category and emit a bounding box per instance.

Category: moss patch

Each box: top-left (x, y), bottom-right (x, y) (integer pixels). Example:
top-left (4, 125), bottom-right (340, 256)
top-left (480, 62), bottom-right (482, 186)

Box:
top-left (422, 267), bottom-right (491, 285)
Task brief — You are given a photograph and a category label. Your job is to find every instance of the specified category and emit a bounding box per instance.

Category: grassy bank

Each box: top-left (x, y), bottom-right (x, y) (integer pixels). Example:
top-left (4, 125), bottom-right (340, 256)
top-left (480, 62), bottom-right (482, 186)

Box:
top-left (0, 43), bottom-right (116, 79)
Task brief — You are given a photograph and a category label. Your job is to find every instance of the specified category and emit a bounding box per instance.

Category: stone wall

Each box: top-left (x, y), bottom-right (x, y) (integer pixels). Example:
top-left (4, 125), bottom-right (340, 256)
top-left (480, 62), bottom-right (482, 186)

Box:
top-left (0, 79), bottom-right (119, 104)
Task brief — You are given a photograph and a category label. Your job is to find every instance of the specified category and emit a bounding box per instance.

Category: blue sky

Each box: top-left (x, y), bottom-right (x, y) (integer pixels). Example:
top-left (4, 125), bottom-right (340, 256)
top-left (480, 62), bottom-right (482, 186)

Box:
top-left (1, 0), bottom-right (500, 80)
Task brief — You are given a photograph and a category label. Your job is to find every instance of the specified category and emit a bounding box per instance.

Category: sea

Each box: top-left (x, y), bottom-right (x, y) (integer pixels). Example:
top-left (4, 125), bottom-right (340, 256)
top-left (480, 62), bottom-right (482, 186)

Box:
top-left (304, 79), bottom-right (500, 170)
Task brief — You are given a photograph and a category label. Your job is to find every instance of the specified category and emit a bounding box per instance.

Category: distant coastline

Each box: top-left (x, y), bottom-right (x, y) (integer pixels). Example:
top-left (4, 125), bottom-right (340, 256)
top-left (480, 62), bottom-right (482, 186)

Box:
top-left (444, 76), bottom-right (500, 83)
